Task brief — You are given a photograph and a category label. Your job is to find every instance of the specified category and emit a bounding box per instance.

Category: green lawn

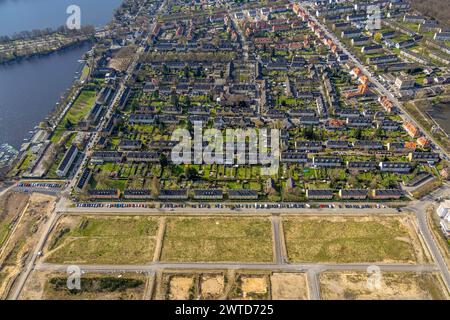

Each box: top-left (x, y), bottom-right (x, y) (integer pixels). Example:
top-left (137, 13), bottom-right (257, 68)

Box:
top-left (64, 90), bottom-right (97, 125)
top-left (51, 90), bottom-right (97, 142)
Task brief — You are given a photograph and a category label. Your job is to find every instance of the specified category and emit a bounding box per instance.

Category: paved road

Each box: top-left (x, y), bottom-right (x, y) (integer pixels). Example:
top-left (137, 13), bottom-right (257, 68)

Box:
top-left (8, 208), bottom-right (60, 300)
top-left (9, 193), bottom-right (449, 299)
top-left (298, 2), bottom-right (450, 160)
top-left (0, 182), bottom-right (17, 197)
top-left (7, 0), bottom-right (168, 300)
top-left (231, 15), bottom-right (249, 61)
top-left (307, 270), bottom-right (320, 300)
top-left (33, 260), bottom-right (440, 302)
top-left (143, 271), bottom-right (156, 300)
top-left (35, 262), bottom-right (438, 273)
top-left (65, 1), bottom-right (167, 195)
top-left (7, 2), bottom-right (450, 299)
top-left (271, 215), bottom-right (285, 265)
top-left (63, 206), bottom-right (398, 215)
top-left (35, 260), bottom-right (437, 300)
top-left (405, 186), bottom-right (450, 291)
top-left (296, 4), bottom-right (450, 289)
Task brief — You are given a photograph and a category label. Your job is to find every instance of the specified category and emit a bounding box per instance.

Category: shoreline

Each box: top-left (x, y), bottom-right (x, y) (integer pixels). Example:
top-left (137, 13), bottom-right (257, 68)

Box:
top-left (0, 38), bottom-right (94, 66)
top-left (0, 43), bottom-right (91, 177)
top-left (0, 1), bottom-right (125, 178)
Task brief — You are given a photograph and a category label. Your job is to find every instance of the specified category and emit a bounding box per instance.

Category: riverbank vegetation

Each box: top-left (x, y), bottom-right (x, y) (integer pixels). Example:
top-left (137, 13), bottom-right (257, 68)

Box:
top-left (0, 25), bottom-right (96, 64)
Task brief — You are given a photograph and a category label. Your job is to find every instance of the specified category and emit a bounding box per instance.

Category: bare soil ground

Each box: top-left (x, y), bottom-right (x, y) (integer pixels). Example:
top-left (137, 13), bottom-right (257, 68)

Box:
top-left (271, 273), bottom-right (309, 300)
top-left (231, 274), bottom-right (270, 300)
top-left (155, 271), bottom-right (229, 300)
top-left (320, 271), bottom-right (449, 300)
top-left (108, 46), bottom-right (136, 72)
top-left (155, 270), bottom-right (311, 300)
top-left (0, 191), bottom-right (30, 247)
top-left (0, 193), bottom-right (55, 299)
top-left (200, 274), bottom-right (225, 299)
top-left (167, 275), bottom-right (195, 300)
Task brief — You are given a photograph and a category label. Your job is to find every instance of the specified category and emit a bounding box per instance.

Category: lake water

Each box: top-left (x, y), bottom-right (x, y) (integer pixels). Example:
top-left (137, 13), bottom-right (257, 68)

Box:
top-left (0, 0), bottom-right (123, 36)
top-left (0, 0), bottom-right (122, 149)
top-left (0, 43), bottom-right (92, 148)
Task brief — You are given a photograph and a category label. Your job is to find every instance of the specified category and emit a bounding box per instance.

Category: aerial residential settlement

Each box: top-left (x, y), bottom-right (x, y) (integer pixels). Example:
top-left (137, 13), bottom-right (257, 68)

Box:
top-left (0, 0), bottom-right (449, 302)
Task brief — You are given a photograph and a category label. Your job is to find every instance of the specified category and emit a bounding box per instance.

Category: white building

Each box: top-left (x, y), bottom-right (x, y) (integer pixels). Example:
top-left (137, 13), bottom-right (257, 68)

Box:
top-left (437, 200), bottom-right (450, 238)
top-left (395, 75), bottom-right (415, 90)
top-left (437, 200), bottom-right (450, 217)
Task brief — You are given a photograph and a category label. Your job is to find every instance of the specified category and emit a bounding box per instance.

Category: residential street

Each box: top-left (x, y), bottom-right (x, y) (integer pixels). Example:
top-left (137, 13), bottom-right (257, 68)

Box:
top-left (3, 0), bottom-right (450, 301)
top-left (297, 2), bottom-right (450, 160)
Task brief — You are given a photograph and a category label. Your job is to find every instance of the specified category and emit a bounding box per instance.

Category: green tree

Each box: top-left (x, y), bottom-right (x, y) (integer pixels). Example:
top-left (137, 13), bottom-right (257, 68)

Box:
top-left (159, 153), bottom-right (169, 168)
top-left (171, 91), bottom-right (179, 107)
top-left (65, 119), bottom-right (74, 130)
top-left (374, 32), bottom-right (382, 42)
top-left (354, 128), bottom-right (363, 140)
top-left (185, 167), bottom-right (198, 181)
top-left (184, 65), bottom-right (190, 78)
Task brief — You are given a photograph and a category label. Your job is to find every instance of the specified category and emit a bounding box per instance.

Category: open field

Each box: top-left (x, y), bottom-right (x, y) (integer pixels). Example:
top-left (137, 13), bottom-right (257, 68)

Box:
top-left (319, 271), bottom-right (449, 300)
top-left (20, 271), bottom-right (148, 300)
top-left (155, 271), bottom-right (228, 300)
top-left (160, 217), bottom-right (273, 262)
top-left (156, 271), bottom-right (308, 300)
top-left (271, 273), bottom-right (309, 300)
top-left (200, 273), bottom-right (226, 300)
top-left (0, 191), bottom-right (30, 248)
top-left (167, 275), bottom-right (195, 300)
top-left (230, 273), bottom-right (270, 300)
top-left (61, 90), bottom-right (96, 126)
top-left (43, 215), bottom-right (159, 264)
top-left (51, 89), bottom-right (97, 142)
top-left (404, 101), bottom-right (450, 155)
top-left (411, 179), bottom-right (443, 199)
top-left (283, 215), bottom-right (429, 263)
top-left (0, 193), bottom-right (56, 299)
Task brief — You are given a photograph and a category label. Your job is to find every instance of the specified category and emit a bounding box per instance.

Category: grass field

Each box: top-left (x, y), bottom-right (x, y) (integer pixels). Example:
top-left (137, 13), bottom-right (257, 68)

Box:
top-left (44, 216), bottom-right (159, 264)
top-left (320, 271), bottom-right (449, 300)
top-left (51, 90), bottom-right (97, 142)
top-left (283, 216), bottom-right (426, 263)
top-left (80, 65), bottom-right (90, 83)
top-left (63, 90), bottom-right (96, 125)
top-left (161, 217), bottom-right (273, 262)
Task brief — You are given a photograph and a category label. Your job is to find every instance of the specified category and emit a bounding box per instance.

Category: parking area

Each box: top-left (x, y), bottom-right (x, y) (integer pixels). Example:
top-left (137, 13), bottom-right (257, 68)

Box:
top-left (15, 181), bottom-right (65, 193)
top-left (73, 202), bottom-right (395, 211)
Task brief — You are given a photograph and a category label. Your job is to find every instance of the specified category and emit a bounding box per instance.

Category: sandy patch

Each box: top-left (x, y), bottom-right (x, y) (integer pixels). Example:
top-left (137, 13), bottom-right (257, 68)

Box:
top-left (168, 276), bottom-right (195, 300)
top-left (0, 192), bottom-right (55, 298)
top-left (200, 274), bottom-right (225, 299)
top-left (320, 271), bottom-right (449, 300)
top-left (241, 276), bottom-right (268, 299)
top-left (271, 273), bottom-right (309, 300)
